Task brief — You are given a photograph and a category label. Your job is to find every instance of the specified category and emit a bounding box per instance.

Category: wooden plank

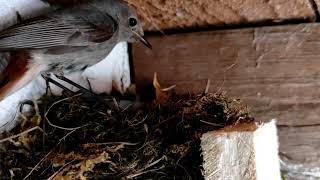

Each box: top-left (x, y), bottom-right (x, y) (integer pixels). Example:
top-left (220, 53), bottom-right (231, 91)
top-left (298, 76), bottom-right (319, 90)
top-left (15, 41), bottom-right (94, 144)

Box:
top-left (125, 0), bottom-right (316, 31)
top-left (201, 121), bottom-right (281, 180)
top-left (132, 23), bottom-right (320, 175)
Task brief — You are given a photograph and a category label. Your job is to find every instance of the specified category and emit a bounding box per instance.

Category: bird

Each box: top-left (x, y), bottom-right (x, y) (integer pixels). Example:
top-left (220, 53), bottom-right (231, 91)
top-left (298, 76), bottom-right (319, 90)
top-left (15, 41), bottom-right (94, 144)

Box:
top-left (0, 0), bottom-right (151, 101)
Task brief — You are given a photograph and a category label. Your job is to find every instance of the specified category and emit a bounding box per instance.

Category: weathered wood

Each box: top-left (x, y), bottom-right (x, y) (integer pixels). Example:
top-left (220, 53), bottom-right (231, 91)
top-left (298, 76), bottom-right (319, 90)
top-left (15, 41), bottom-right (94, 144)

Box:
top-left (132, 23), bottom-right (320, 176)
top-left (125, 0), bottom-right (316, 31)
top-left (313, 0), bottom-right (320, 14)
top-left (201, 120), bottom-right (280, 180)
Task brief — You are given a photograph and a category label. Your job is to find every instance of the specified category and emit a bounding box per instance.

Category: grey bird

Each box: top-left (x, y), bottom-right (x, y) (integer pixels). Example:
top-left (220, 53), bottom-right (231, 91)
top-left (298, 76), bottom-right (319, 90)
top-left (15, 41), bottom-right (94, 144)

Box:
top-left (0, 0), bottom-right (151, 100)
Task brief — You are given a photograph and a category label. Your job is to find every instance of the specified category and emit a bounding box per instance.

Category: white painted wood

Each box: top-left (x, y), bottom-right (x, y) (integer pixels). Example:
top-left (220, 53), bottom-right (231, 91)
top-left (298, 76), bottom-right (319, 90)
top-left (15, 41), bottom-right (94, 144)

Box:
top-left (201, 120), bottom-right (281, 180)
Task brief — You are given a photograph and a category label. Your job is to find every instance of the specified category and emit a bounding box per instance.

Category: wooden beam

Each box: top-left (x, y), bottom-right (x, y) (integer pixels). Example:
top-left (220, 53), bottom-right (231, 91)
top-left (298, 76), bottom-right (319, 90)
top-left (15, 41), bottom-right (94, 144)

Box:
top-left (132, 23), bottom-right (320, 175)
top-left (201, 120), bottom-right (280, 180)
top-left (125, 0), bottom-right (315, 31)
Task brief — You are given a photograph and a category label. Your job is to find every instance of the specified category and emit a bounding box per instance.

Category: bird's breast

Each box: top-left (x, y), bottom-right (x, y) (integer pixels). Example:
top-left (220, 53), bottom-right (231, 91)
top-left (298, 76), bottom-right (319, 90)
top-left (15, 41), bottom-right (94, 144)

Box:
top-left (31, 42), bottom-right (115, 73)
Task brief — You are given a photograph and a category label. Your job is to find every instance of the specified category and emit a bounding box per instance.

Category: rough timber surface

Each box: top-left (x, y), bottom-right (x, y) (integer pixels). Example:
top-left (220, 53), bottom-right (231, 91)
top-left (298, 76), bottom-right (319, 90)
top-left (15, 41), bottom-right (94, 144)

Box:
top-left (314, 0), bottom-right (320, 14)
top-left (201, 121), bottom-right (280, 180)
top-left (132, 23), bottom-right (320, 175)
top-left (124, 0), bottom-right (316, 31)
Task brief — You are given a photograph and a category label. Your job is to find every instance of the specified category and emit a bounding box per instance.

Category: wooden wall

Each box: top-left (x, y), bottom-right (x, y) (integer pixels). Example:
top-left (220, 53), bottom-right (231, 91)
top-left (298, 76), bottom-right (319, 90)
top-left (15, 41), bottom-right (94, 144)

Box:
top-left (125, 0), bottom-right (317, 31)
top-left (132, 23), bottom-right (320, 177)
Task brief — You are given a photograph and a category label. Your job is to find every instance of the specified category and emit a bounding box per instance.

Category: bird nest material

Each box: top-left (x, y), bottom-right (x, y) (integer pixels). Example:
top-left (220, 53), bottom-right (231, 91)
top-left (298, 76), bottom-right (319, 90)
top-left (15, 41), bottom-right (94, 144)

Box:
top-left (0, 76), bottom-right (253, 179)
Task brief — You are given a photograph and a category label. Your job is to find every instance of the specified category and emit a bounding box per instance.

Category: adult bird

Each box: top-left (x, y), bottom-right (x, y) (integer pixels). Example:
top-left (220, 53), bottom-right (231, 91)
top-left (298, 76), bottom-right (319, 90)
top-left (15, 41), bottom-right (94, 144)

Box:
top-left (0, 0), bottom-right (151, 101)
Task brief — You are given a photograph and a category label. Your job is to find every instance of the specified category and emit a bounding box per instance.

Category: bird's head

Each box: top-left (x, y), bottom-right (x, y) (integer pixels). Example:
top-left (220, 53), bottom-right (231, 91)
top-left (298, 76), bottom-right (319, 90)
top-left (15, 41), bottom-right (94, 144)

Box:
top-left (94, 0), bottom-right (152, 49)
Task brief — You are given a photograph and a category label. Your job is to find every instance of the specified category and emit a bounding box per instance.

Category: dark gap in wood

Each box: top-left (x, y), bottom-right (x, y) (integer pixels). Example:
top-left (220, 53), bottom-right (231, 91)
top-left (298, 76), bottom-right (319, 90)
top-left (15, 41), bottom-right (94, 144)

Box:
top-left (309, 0), bottom-right (320, 21)
top-left (277, 124), bottom-right (320, 128)
top-left (128, 43), bottom-right (135, 84)
top-left (279, 152), bottom-right (294, 161)
top-left (144, 18), bottom-right (313, 36)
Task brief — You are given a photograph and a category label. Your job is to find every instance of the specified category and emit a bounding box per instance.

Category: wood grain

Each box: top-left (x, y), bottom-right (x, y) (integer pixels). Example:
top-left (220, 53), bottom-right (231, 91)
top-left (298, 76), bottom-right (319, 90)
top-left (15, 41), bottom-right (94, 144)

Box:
top-left (125, 0), bottom-right (316, 31)
top-left (133, 23), bottom-right (320, 174)
top-left (201, 121), bottom-right (280, 180)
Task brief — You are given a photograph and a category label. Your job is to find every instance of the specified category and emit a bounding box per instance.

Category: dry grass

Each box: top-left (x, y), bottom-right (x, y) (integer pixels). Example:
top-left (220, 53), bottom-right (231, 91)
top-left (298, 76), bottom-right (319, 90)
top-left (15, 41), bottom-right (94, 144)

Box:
top-left (0, 89), bottom-right (253, 179)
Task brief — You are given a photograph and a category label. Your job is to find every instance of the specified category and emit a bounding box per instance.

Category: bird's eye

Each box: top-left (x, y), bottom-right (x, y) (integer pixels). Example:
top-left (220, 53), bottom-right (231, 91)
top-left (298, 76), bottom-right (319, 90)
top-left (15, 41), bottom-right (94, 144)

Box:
top-left (129, 17), bottom-right (137, 27)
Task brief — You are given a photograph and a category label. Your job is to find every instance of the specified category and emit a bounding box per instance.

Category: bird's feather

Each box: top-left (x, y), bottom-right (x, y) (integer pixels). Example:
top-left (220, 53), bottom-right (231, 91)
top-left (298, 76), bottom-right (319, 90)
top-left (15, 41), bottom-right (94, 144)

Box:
top-left (0, 53), bottom-right (10, 74)
top-left (0, 6), bottom-right (117, 51)
top-left (41, 0), bottom-right (90, 7)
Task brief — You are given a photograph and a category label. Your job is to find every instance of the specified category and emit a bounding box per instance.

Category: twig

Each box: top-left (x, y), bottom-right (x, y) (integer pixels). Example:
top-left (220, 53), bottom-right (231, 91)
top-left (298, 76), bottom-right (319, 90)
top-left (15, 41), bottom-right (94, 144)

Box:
top-left (200, 120), bottom-right (224, 127)
top-left (23, 125), bottom-right (85, 179)
top-left (23, 149), bottom-right (53, 180)
top-left (176, 163), bottom-right (192, 180)
top-left (47, 160), bottom-right (76, 180)
top-left (38, 164), bottom-right (52, 177)
top-left (215, 62), bottom-right (237, 94)
top-left (0, 126), bottom-right (43, 143)
top-left (121, 103), bottom-right (133, 112)
top-left (143, 156), bottom-right (166, 170)
top-left (85, 142), bottom-right (139, 146)
top-left (127, 155), bottom-right (167, 179)
top-left (58, 129), bottom-right (78, 143)
top-left (205, 79), bottom-right (211, 94)
top-left (157, 116), bottom-right (176, 126)
top-left (45, 94), bottom-right (86, 131)
top-left (127, 165), bottom-right (165, 179)
top-left (130, 114), bottom-right (149, 126)
top-left (80, 105), bottom-right (106, 115)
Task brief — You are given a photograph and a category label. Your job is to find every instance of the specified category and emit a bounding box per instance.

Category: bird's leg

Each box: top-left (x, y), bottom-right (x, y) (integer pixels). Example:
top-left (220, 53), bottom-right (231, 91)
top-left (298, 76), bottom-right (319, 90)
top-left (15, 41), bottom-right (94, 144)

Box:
top-left (86, 78), bottom-right (93, 92)
top-left (42, 73), bottom-right (53, 96)
top-left (41, 74), bottom-right (74, 95)
top-left (54, 74), bottom-right (98, 96)
top-left (54, 74), bottom-right (114, 104)
top-left (19, 100), bottom-right (36, 129)
top-left (19, 100), bottom-right (34, 112)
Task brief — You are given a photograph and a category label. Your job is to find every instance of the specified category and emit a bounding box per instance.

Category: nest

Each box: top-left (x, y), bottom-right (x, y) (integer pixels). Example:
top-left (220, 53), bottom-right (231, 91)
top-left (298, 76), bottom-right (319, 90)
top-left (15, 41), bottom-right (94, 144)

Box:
top-left (0, 80), bottom-right (253, 179)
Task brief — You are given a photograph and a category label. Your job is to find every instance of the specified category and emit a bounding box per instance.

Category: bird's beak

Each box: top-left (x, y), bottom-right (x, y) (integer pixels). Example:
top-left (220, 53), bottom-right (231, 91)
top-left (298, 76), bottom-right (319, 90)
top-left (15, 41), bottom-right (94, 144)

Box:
top-left (139, 35), bottom-right (152, 49)
top-left (132, 31), bottom-right (152, 49)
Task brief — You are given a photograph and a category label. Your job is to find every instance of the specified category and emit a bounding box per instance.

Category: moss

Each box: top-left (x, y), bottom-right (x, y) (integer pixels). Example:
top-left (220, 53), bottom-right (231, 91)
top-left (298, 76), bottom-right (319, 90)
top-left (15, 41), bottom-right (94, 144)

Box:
top-left (0, 91), bottom-right (253, 179)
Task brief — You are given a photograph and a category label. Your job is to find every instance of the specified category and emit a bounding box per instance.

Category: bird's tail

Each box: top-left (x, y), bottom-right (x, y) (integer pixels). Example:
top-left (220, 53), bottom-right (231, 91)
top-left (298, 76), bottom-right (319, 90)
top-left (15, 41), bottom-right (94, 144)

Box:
top-left (0, 51), bottom-right (40, 100)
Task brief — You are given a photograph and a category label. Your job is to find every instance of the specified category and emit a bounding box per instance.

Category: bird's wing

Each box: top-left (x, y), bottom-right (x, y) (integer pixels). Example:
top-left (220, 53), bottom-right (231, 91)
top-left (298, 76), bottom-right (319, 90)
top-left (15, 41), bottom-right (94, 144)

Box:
top-left (0, 7), bottom-right (118, 51)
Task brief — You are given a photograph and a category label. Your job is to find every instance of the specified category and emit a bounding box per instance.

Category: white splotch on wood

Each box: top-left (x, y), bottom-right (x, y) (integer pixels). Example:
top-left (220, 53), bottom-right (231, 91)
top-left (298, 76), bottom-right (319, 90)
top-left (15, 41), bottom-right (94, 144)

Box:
top-left (0, 1), bottom-right (131, 132)
top-left (201, 120), bottom-right (281, 180)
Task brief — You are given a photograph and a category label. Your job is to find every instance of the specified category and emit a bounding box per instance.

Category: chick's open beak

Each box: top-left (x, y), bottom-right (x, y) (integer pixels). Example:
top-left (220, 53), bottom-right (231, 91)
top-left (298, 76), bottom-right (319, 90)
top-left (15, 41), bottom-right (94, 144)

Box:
top-left (132, 31), bottom-right (152, 49)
